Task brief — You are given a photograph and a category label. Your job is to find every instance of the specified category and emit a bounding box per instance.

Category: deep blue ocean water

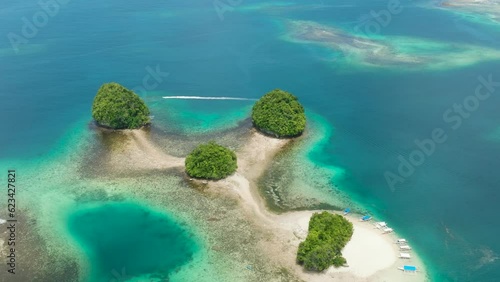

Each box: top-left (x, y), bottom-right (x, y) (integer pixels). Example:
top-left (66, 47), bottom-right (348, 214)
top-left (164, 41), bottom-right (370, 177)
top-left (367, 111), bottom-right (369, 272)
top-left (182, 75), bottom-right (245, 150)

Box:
top-left (1, 0), bottom-right (500, 281)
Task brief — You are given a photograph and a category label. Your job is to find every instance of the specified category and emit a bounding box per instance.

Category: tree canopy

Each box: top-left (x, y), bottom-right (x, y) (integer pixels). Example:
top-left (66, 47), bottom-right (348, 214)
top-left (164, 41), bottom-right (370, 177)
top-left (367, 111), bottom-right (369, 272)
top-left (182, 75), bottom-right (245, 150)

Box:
top-left (251, 89), bottom-right (306, 138)
top-left (297, 212), bottom-right (353, 271)
top-left (92, 82), bottom-right (150, 129)
top-left (185, 142), bottom-right (237, 180)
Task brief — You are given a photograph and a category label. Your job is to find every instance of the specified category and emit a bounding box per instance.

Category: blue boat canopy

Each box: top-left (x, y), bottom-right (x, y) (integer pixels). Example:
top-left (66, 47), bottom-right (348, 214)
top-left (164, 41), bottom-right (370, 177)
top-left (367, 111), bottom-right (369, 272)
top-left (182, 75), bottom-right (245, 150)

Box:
top-left (404, 265), bottom-right (417, 271)
top-left (361, 215), bottom-right (371, 220)
top-left (344, 208), bottom-right (351, 213)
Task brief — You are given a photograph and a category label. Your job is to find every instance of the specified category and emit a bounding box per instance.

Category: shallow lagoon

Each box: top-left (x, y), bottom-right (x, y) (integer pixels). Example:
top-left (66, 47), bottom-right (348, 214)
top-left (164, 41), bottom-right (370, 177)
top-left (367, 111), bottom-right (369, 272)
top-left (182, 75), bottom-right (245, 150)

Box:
top-left (67, 202), bottom-right (199, 282)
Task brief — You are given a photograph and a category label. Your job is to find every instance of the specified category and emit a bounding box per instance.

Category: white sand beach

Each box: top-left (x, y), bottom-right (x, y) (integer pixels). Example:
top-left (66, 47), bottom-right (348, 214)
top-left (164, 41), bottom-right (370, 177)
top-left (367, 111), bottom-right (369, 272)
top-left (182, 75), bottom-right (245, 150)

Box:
top-left (218, 174), bottom-right (427, 281)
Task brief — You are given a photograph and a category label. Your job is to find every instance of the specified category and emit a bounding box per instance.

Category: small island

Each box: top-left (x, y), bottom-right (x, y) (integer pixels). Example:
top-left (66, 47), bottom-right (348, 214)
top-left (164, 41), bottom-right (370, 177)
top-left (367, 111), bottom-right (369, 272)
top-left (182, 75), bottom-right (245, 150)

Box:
top-left (82, 83), bottom-right (424, 281)
top-left (92, 82), bottom-right (151, 129)
top-left (185, 141), bottom-right (238, 180)
top-left (297, 211), bottom-right (353, 271)
top-left (252, 89), bottom-right (306, 138)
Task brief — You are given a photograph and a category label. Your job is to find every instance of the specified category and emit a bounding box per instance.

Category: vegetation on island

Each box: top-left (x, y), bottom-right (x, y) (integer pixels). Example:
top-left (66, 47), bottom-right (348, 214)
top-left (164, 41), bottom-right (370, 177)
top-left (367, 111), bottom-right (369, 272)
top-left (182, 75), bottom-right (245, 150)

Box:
top-left (92, 82), bottom-right (150, 129)
top-left (185, 142), bottom-right (237, 180)
top-left (297, 212), bottom-right (353, 271)
top-left (251, 89), bottom-right (306, 138)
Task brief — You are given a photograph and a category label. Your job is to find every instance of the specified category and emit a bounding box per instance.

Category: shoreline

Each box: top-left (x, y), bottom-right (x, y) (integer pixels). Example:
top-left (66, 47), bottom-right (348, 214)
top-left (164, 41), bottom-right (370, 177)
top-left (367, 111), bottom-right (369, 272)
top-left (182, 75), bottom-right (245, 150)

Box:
top-left (211, 130), bottom-right (429, 281)
top-left (102, 127), bottom-right (429, 281)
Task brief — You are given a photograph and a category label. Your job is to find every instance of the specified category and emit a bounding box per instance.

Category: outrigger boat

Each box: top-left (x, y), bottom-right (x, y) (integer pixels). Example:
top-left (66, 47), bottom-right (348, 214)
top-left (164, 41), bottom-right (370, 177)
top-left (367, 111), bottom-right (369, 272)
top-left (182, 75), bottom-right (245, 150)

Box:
top-left (396, 238), bottom-right (407, 244)
top-left (360, 215), bottom-right (372, 221)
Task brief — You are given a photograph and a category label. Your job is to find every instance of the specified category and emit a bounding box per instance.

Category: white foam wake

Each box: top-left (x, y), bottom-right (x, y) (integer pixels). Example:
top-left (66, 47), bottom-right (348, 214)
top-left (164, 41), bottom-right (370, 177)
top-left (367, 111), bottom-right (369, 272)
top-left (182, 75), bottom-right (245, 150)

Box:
top-left (163, 96), bottom-right (256, 101)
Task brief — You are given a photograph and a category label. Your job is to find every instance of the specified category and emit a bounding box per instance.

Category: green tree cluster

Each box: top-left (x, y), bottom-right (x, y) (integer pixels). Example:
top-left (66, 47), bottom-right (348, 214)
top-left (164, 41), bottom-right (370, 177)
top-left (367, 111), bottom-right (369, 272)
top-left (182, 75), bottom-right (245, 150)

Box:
top-left (185, 142), bottom-right (237, 180)
top-left (297, 212), bottom-right (353, 271)
top-left (251, 89), bottom-right (306, 138)
top-left (92, 82), bottom-right (150, 129)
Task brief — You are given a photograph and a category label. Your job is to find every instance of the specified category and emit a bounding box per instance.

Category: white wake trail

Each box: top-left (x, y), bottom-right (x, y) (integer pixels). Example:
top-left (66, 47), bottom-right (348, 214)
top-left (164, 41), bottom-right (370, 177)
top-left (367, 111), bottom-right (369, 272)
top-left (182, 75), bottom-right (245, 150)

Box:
top-left (163, 96), bottom-right (256, 101)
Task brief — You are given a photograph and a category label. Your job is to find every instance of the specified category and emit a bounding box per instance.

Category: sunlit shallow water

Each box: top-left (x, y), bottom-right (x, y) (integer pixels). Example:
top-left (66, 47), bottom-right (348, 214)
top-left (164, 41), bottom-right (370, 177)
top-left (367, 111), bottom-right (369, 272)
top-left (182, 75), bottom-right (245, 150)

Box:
top-left (67, 202), bottom-right (199, 282)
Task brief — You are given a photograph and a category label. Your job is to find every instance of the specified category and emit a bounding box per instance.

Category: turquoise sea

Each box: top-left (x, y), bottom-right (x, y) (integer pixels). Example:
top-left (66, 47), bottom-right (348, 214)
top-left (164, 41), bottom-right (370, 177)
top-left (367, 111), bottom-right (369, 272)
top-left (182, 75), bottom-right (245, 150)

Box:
top-left (1, 0), bottom-right (500, 281)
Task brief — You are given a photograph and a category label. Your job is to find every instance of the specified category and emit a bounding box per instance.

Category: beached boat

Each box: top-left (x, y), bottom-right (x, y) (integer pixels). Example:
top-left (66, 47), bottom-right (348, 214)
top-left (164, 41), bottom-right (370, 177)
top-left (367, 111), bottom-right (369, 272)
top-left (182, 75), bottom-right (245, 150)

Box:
top-left (343, 208), bottom-right (351, 215)
top-left (375, 221), bottom-right (387, 228)
top-left (399, 252), bottom-right (411, 259)
top-left (400, 245), bottom-right (412, 251)
top-left (398, 265), bottom-right (417, 273)
top-left (360, 215), bottom-right (372, 221)
top-left (396, 238), bottom-right (407, 244)
top-left (382, 227), bottom-right (393, 234)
